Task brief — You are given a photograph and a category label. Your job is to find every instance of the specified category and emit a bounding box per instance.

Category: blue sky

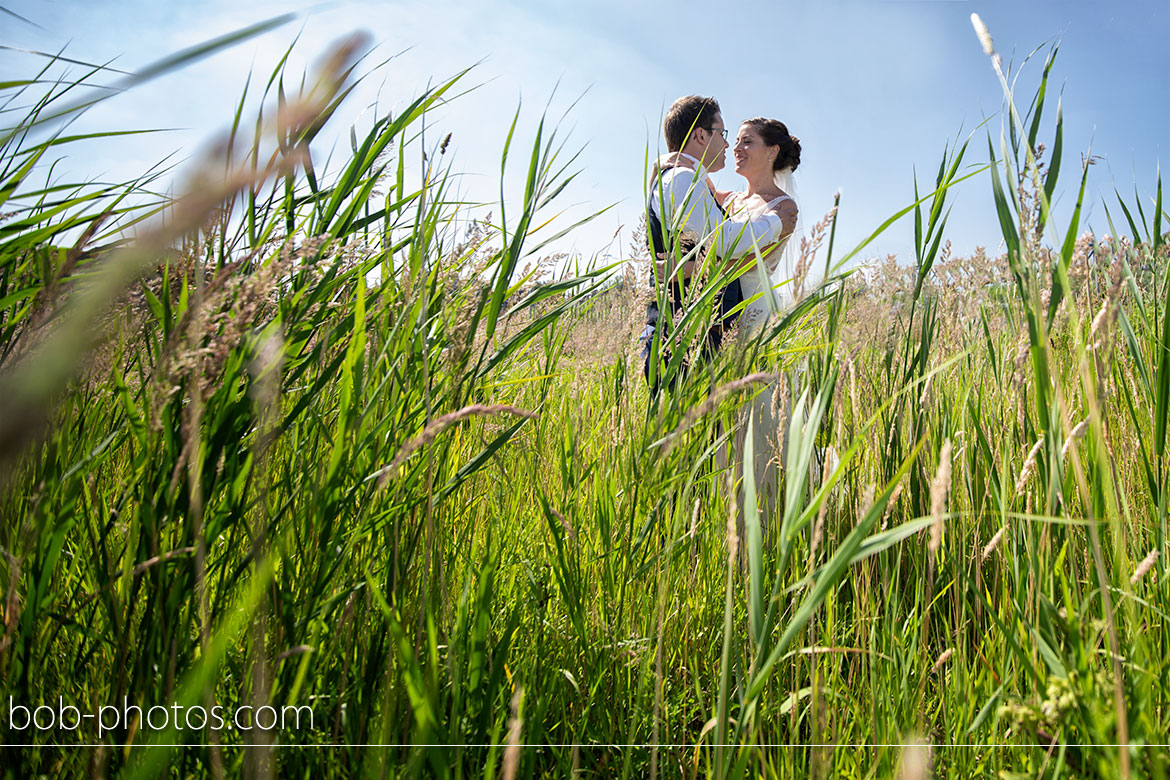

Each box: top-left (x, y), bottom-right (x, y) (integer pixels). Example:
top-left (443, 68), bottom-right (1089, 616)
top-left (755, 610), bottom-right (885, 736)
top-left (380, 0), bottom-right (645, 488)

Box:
top-left (4, 0), bottom-right (1168, 268)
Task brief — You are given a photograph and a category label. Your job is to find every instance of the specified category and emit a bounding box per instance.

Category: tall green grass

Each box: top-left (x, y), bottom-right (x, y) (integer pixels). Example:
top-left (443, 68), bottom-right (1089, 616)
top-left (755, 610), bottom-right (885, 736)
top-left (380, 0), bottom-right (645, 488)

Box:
top-left (1, 16), bottom-right (1168, 780)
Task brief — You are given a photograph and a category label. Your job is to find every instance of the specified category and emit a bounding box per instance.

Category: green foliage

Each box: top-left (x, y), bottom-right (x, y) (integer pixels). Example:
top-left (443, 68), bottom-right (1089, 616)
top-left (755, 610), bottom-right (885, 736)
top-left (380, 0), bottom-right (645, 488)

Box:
top-left (1, 20), bottom-right (1168, 780)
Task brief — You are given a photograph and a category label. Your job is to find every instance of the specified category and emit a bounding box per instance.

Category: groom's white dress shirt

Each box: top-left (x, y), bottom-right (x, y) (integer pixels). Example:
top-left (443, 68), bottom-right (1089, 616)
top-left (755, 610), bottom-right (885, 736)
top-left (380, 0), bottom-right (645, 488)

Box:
top-left (648, 152), bottom-right (784, 259)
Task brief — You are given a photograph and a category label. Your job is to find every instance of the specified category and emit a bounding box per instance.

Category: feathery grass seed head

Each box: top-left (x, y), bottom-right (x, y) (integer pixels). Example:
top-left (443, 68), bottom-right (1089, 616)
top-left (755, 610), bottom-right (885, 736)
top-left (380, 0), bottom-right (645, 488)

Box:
top-left (931, 648), bottom-right (954, 675)
top-left (982, 526), bottom-right (1006, 561)
top-left (1131, 550), bottom-right (1160, 586)
top-left (971, 13), bottom-right (995, 56)
top-left (1060, 419), bottom-right (1089, 460)
top-left (929, 439), bottom-right (953, 557)
top-left (1015, 437), bottom-right (1044, 494)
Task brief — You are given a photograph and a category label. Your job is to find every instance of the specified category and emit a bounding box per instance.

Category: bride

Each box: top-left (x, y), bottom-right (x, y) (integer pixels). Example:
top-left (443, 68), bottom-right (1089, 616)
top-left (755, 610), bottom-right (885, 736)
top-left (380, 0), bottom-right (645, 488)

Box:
top-left (650, 118), bottom-right (805, 523)
top-left (711, 118), bottom-right (802, 524)
top-left (711, 118), bottom-right (801, 329)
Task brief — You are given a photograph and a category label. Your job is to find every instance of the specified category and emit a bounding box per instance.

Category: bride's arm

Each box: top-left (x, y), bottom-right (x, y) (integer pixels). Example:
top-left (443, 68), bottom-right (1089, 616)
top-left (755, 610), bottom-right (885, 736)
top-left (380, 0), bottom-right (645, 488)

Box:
top-left (706, 178), bottom-right (732, 208)
top-left (652, 152), bottom-right (686, 177)
top-left (727, 200), bottom-right (798, 274)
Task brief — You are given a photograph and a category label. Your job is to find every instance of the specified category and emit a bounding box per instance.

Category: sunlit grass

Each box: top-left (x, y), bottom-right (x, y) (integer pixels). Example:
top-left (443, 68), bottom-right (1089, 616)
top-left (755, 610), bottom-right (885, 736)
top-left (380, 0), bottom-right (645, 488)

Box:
top-left (1, 15), bottom-right (1168, 780)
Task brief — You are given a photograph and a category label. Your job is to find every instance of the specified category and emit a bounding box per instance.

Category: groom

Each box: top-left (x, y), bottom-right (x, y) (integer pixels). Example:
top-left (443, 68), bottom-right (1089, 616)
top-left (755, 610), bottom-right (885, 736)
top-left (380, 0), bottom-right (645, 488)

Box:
top-left (643, 95), bottom-right (784, 393)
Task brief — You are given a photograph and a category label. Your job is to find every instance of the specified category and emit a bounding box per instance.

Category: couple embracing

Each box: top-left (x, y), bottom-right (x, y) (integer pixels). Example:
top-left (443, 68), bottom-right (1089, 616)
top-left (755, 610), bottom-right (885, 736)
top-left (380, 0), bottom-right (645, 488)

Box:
top-left (643, 94), bottom-right (802, 392)
top-left (643, 94), bottom-right (804, 519)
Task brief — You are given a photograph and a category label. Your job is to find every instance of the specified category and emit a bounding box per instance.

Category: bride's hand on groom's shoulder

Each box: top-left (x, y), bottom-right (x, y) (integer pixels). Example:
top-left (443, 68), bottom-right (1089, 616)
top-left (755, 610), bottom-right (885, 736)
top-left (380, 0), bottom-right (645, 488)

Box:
top-left (652, 152), bottom-right (687, 175)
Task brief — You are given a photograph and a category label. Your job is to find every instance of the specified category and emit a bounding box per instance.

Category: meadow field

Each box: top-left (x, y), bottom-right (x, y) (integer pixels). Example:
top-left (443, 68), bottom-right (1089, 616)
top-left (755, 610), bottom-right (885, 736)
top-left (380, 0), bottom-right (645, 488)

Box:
top-left (1, 19), bottom-right (1168, 780)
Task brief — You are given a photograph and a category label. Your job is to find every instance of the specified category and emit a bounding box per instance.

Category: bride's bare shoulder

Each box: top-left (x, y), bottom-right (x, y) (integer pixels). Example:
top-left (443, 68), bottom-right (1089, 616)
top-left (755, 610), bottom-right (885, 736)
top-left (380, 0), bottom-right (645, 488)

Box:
top-left (768, 196), bottom-right (798, 220)
top-left (766, 197), bottom-right (798, 237)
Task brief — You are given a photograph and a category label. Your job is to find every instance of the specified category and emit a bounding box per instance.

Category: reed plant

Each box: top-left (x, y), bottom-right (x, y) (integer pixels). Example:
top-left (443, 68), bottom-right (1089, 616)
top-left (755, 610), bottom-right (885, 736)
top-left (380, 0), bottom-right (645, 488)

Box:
top-left (1, 14), bottom-right (1167, 780)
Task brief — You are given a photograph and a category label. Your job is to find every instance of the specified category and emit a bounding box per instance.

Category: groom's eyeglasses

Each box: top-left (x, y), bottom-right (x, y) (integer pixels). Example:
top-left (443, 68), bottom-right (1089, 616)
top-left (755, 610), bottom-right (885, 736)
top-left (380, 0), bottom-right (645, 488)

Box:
top-left (706, 127), bottom-right (728, 140)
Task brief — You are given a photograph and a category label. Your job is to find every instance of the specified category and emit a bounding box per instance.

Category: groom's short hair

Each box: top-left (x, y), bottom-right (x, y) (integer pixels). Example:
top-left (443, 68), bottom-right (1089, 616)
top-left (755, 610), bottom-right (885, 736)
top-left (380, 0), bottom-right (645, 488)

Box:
top-left (664, 95), bottom-right (720, 152)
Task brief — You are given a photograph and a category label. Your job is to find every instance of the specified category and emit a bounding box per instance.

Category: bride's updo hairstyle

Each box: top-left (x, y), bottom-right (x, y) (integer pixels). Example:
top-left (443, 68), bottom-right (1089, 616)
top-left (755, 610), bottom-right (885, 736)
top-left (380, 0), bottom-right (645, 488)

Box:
top-left (744, 118), bottom-right (801, 173)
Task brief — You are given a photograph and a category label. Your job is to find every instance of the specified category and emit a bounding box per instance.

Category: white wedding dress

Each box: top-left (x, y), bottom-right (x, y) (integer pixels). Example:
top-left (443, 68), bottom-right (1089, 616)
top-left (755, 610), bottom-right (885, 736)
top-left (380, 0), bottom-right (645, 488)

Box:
top-left (722, 190), bottom-right (798, 333)
top-left (720, 189), bottom-right (799, 527)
